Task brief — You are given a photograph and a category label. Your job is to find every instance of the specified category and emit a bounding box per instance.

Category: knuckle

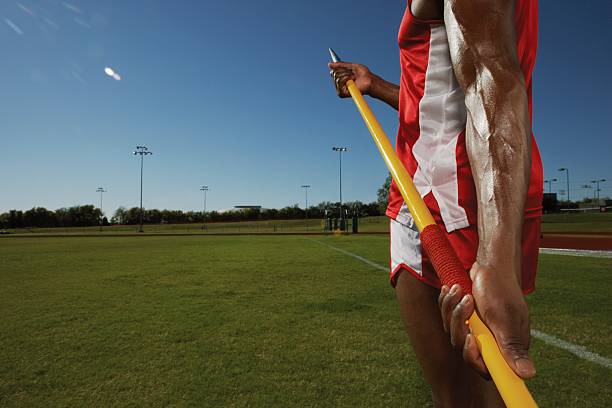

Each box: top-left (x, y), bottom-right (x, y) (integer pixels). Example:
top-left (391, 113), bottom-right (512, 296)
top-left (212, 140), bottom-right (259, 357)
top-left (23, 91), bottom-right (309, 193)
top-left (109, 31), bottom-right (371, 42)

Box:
top-left (499, 337), bottom-right (530, 356)
top-left (451, 303), bottom-right (464, 318)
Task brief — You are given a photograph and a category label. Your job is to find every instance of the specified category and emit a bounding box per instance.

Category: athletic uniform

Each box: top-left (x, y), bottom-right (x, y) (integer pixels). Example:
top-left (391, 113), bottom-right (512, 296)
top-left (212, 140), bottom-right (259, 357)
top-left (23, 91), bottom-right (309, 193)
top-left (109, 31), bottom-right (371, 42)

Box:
top-left (387, 0), bottom-right (543, 294)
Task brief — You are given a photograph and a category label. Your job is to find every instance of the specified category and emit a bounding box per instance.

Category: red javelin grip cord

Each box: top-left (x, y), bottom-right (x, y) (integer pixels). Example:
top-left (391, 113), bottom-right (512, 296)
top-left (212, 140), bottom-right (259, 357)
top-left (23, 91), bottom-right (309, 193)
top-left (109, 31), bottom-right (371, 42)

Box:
top-left (420, 224), bottom-right (472, 294)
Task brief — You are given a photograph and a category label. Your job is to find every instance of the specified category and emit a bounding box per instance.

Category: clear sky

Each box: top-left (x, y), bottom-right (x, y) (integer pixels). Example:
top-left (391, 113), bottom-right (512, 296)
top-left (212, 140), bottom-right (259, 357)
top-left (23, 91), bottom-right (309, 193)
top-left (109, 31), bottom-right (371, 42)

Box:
top-left (1, 0), bottom-right (611, 215)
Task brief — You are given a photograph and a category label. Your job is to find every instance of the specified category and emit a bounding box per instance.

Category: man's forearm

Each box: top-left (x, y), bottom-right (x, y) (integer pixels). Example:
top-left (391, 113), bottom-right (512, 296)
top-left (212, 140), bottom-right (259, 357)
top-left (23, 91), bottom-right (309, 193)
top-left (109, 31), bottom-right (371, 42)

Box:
top-left (445, 0), bottom-right (531, 285)
top-left (368, 75), bottom-right (400, 110)
top-left (462, 60), bottom-right (531, 284)
top-left (465, 77), bottom-right (531, 279)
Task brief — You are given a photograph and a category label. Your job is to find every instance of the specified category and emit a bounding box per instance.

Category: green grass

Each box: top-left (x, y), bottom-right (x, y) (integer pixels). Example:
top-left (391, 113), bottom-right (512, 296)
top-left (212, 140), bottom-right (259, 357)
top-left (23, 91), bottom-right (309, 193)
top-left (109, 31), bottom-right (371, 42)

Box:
top-left (6, 211), bottom-right (612, 236)
top-left (1, 235), bottom-right (611, 407)
top-left (539, 212), bottom-right (612, 234)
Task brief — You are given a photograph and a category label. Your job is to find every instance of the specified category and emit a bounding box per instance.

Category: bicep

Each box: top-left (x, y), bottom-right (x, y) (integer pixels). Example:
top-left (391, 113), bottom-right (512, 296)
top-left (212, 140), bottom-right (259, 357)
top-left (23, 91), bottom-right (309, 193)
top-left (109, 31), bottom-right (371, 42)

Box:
top-left (444, 0), bottom-right (522, 88)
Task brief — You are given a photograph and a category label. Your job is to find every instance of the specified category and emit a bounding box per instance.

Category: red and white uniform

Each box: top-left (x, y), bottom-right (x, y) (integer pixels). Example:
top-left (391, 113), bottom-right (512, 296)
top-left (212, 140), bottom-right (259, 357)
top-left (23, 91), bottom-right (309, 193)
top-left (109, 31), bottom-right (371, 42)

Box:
top-left (387, 0), bottom-right (543, 293)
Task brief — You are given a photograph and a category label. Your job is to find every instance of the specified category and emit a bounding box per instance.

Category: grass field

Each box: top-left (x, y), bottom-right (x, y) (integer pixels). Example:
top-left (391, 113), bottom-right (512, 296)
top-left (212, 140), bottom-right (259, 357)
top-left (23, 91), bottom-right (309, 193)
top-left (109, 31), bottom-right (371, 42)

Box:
top-left (539, 212), bottom-right (612, 234)
top-left (1, 235), bottom-right (610, 407)
top-left (5, 212), bottom-right (612, 236)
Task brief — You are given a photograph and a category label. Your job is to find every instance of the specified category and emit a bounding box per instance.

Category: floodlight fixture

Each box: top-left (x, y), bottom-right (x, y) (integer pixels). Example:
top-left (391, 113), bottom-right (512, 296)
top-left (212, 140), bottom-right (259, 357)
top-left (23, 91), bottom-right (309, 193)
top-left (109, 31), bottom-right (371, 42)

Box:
top-left (544, 178), bottom-right (557, 194)
top-left (590, 179), bottom-right (607, 205)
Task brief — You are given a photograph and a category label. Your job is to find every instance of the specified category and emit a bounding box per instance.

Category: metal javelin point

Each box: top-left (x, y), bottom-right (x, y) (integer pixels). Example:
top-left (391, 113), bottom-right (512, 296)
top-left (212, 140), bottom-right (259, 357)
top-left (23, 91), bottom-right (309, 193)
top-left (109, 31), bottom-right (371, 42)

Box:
top-left (328, 48), bottom-right (341, 63)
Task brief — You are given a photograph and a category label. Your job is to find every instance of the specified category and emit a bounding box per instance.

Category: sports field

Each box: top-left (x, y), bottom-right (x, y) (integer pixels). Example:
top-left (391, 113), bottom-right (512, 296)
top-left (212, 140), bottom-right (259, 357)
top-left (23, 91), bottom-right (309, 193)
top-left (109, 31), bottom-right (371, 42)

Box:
top-left (1, 235), bottom-right (611, 407)
top-left (5, 212), bottom-right (612, 236)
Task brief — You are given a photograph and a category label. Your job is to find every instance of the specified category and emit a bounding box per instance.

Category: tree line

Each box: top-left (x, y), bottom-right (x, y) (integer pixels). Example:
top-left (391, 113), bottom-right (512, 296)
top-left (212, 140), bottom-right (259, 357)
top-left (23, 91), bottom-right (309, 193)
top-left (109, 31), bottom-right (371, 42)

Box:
top-left (1, 174), bottom-right (393, 229)
top-left (0, 200), bottom-right (387, 229)
top-left (0, 205), bottom-right (105, 229)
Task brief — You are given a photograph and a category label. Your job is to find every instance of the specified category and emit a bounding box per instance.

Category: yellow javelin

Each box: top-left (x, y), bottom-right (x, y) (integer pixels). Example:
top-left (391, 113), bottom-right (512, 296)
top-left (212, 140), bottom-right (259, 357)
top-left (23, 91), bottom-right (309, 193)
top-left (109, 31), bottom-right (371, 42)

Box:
top-left (328, 48), bottom-right (537, 408)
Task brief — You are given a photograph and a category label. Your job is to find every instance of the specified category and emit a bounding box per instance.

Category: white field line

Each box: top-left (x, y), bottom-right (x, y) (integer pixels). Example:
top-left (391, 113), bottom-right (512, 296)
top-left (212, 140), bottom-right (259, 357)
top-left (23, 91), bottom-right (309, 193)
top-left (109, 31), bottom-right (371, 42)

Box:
top-left (309, 239), bottom-right (612, 370)
top-left (539, 248), bottom-right (612, 258)
top-left (530, 330), bottom-right (612, 369)
top-left (311, 238), bottom-right (388, 272)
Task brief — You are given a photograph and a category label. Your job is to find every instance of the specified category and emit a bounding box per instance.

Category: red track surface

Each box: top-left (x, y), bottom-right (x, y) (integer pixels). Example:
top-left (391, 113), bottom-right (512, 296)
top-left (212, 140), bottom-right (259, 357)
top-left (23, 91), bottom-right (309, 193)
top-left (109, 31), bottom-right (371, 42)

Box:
top-left (540, 234), bottom-right (612, 251)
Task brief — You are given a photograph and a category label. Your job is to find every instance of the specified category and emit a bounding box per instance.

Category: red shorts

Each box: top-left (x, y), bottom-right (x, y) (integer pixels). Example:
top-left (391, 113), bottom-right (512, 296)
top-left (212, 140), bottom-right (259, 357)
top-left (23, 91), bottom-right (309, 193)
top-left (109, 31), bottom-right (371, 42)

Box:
top-left (389, 214), bottom-right (540, 295)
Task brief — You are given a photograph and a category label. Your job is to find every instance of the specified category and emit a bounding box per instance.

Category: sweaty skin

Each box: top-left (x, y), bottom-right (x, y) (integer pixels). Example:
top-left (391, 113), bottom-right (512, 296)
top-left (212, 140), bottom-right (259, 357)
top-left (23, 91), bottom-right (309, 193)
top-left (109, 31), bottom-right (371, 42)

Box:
top-left (440, 0), bottom-right (535, 380)
top-left (329, 0), bottom-right (535, 387)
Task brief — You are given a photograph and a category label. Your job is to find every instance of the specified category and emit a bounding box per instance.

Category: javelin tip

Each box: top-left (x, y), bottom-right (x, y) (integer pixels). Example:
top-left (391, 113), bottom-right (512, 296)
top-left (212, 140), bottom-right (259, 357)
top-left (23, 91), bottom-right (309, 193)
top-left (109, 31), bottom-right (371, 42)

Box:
top-left (328, 48), bottom-right (342, 63)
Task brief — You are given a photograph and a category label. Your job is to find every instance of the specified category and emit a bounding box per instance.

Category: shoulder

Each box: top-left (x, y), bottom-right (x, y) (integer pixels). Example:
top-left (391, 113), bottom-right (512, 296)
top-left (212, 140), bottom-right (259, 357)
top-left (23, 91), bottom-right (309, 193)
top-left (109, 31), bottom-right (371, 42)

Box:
top-left (410, 0), bottom-right (444, 20)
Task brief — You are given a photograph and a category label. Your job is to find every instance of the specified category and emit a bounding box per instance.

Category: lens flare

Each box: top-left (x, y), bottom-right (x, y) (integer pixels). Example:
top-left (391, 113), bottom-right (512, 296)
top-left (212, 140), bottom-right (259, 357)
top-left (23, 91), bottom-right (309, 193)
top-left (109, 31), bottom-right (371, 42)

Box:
top-left (104, 67), bottom-right (121, 80)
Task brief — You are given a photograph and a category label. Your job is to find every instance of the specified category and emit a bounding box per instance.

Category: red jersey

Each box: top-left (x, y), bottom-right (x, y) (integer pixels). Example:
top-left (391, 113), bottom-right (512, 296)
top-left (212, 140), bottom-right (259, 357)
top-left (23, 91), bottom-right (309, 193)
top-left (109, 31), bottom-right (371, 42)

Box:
top-left (386, 0), bottom-right (543, 231)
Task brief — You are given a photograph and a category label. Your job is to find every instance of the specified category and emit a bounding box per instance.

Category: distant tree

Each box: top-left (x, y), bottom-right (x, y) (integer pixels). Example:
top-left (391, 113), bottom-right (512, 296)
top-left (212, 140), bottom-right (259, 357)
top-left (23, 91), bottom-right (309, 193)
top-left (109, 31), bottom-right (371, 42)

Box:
top-left (262, 208), bottom-right (279, 219)
top-left (68, 205), bottom-right (101, 227)
top-left (185, 211), bottom-right (201, 223)
top-left (111, 207), bottom-right (128, 224)
top-left (23, 207), bottom-right (56, 227)
top-left (146, 209), bottom-right (162, 224)
top-left (377, 173), bottom-right (392, 214)
top-left (344, 201), bottom-right (365, 217)
top-left (125, 207), bottom-right (142, 224)
top-left (277, 204), bottom-right (303, 219)
top-left (314, 201), bottom-right (333, 218)
top-left (8, 210), bottom-right (24, 228)
top-left (0, 212), bottom-right (9, 228)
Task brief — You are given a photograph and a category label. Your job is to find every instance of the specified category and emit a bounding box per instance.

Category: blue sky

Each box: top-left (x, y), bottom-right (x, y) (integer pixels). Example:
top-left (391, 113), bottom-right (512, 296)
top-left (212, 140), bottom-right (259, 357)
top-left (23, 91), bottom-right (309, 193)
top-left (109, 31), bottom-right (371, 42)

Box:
top-left (1, 0), bottom-right (610, 215)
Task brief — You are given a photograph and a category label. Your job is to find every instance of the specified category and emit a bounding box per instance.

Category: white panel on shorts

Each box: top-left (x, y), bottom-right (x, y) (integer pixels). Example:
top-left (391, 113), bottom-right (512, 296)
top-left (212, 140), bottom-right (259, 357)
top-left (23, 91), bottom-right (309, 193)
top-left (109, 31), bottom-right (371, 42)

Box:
top-left (390, 205), bottom-right (422, 276)
top-left (411, 24), bottom-right (469, 233)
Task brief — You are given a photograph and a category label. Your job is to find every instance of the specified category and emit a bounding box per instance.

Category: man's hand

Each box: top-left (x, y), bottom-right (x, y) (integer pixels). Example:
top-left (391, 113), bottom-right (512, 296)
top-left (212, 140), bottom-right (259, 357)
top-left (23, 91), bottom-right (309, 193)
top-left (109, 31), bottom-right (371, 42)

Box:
top-left (328, 61), bottom-right (400, 110)
top-left (328, 62), bottom-right (374, 98)
top-left (438, 263), bottom-right (535, 380)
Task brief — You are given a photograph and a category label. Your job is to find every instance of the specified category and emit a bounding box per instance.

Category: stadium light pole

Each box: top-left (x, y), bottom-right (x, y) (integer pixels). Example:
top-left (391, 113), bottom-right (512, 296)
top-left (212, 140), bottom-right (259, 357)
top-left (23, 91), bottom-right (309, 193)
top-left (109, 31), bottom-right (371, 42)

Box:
top-left (558, 168), bottom-right (570, 203)
top-left (133, 146), bottom-right (153, 233)
top-left (590, 179), bottom-right (606, 206)
top-left (580, 184), bottom-right (593, 204)
top-left (200, 185), bottom-right (209, 230)
top-left (544, 178), bottom-right (557, 194)
top-left (332, 147), bottom-right (348, 221)
top-left (96, 187), bottom-right (107, 232)
top-left (301, 185), bottom-right (311, 230)
top-left (301, 185), bottom-right (310, 217)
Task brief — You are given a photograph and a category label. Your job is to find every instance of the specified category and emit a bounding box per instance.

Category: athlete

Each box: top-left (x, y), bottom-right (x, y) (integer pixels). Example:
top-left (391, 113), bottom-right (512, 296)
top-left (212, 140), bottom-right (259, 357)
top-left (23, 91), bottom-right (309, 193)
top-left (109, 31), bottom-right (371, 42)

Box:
top-left (330, 0), bottom-right (542, 406)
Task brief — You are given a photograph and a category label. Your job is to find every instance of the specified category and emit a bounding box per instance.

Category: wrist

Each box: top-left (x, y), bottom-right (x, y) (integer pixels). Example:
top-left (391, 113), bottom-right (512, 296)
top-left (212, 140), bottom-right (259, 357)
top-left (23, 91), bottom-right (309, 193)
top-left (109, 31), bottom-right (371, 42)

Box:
top-left (365, 73), bottom-right (384, 97)
top-left (471, 261), bottom-right (524, 299)
top-left (472, 247), bottom-right (522, 289)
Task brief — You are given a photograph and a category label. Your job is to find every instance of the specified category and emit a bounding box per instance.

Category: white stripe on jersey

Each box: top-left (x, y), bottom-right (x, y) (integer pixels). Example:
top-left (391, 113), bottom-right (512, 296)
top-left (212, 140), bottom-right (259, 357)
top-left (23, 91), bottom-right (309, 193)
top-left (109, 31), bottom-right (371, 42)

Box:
top-left (411, 25), bottom-right (469, 233)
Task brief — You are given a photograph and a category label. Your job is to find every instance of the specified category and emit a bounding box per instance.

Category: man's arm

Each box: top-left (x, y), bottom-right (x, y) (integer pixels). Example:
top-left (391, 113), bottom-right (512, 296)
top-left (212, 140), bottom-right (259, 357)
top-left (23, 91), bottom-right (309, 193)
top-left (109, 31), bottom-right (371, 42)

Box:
top-left (328, 62), bottom-right (400, 110)
top-left (438, 0), bottom-right (536, 379)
